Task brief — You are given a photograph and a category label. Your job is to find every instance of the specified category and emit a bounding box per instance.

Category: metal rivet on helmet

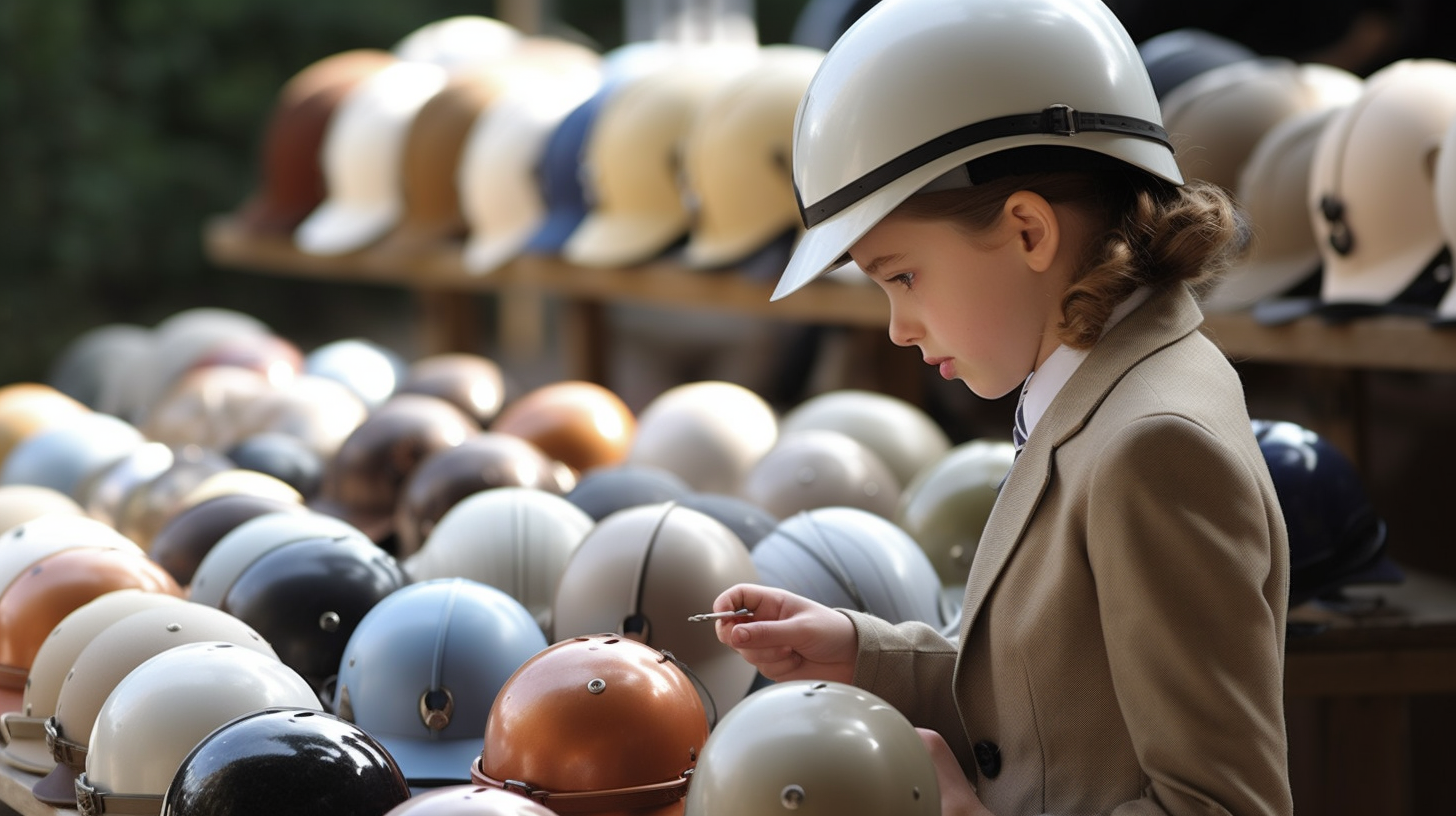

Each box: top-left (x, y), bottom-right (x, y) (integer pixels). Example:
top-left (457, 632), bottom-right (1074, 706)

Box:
top-left (781, 784), bottom-right (806, 809)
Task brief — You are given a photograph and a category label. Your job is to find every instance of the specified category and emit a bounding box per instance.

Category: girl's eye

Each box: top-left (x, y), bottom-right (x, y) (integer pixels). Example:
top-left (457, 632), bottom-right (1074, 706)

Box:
top-left (888, 272), bottom-right (915, 289)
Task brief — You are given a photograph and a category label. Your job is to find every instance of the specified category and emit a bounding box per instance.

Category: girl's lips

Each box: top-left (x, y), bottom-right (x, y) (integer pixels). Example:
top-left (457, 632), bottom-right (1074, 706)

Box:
top-left (926, 357), bottom-right (956, 380)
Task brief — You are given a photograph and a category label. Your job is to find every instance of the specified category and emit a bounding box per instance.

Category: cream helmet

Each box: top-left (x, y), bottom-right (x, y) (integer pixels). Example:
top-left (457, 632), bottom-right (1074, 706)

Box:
top-left (771, 0), bottom-right (1181, 301)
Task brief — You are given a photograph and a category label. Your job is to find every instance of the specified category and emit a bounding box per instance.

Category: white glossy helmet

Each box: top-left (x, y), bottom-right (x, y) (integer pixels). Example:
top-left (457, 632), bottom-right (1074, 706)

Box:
top-left (1200, 106), bottom-right (1347, 312)
top-left (0, 590), bottom-right (182, 775)
top-left (1310, 59), bottom-right (1456, 315)
top-left (404, 487), bottom-right (593, 633)
top-left (392, 15), bottom-right (521, 75)
top-left (32, 602), bottom-right (275, 807)
top-left (1160, 59), bottom-right (1359, 192)
top-left (772, 0), bottom-right (1181, 300)
top-left (626, 380), bottom-right (778, 496)
top-left (295, 61), bottom-right (449, 256)
top-left (681, 46), bottom-right (825, 269)
top-left (564, 52), bottom-right (754, 268)
top-left (683, 680), bottom-right (939, 816)
top-left (76, 641), bottom-right (320, 816)
top-left (1431, 91), bottom-right (1456, 322)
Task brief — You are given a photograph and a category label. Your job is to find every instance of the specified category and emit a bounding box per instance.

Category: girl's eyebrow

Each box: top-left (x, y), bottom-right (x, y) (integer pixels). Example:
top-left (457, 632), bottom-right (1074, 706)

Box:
top-left (862, 253), bottom-right (905, 276)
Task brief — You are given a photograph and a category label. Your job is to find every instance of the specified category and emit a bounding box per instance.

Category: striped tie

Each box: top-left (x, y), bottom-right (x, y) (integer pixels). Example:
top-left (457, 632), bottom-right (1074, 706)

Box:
top-left (1012, 374), bottom-right (1032, 456)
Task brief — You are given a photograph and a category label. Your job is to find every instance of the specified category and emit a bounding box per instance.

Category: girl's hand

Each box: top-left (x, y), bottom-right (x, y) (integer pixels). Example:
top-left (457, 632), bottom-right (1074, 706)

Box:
top-left (917, 728), bottom-right (994, 816)
top-left (711, 583), bottom-right (858, 684)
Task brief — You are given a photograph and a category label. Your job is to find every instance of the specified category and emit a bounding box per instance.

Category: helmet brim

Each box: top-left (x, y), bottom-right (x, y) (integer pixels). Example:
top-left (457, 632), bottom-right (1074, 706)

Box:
top-left (377, 735), bottom-right (482, 789)
top-left (31, 760), bottom-right (79, 806)
top-left (772, 134), bottom-right (1182, 301)
top-left (295, 200), bottom-right (398, 257)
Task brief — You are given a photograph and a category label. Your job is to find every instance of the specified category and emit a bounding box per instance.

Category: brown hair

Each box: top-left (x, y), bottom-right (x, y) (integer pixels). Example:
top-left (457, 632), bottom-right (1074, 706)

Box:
top-left (894, 149), bottom-right (1245, 349)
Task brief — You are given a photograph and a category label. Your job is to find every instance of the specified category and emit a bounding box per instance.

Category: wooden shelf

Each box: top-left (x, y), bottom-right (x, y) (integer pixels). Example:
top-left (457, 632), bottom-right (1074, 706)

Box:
top-left (0, 763), bottom-right (76, 816)
top-left (206, 215), bottom-right (1456, 374)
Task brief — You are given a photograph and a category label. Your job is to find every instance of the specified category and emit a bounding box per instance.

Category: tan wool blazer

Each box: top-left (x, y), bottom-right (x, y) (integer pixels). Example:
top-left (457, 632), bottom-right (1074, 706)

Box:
top-left (845, 285), bottom-right (1292, 816)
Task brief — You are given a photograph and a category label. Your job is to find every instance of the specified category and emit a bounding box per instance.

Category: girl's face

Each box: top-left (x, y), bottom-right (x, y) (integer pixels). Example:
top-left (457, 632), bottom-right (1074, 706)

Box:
top-left (848, 199), bottom-right (1069, 400)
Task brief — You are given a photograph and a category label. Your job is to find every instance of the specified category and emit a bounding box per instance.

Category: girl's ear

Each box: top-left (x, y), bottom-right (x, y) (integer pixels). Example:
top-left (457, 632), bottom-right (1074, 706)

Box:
top-left (1002, 190), bottom-right (1059, 273)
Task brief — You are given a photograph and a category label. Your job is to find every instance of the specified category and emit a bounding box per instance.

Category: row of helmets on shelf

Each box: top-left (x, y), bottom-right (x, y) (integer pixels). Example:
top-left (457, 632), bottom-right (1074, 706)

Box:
top-left (232, 13), bottom-right (831, 282)
top-left (1146, 29), bottom-right (1456, 326)
top-left (0, 301), bottom-right (1405, 814)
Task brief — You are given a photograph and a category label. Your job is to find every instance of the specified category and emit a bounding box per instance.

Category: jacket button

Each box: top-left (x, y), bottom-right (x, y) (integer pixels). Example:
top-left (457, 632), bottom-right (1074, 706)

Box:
top-left (973, 740), bottom-right (1001, 779)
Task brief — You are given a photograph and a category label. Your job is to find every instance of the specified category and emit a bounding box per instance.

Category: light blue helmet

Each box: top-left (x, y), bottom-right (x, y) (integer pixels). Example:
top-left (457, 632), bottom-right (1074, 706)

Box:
top-left (332, 578), bottom-right (547, 789)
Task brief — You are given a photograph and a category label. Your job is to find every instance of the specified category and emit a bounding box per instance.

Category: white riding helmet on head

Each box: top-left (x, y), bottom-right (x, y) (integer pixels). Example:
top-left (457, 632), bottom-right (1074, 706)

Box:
top-left (772, 0), bottom-right (1181, 301)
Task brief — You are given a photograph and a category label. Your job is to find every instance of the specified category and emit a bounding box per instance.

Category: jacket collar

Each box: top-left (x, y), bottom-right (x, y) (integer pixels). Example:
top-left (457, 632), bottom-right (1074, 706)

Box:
top-left (956, 285), bottom-right (1207, 640)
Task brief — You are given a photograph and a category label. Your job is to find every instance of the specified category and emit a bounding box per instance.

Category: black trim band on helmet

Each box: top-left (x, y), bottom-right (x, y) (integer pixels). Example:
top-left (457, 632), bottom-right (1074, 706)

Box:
top-left (796, 104), bottom-right (1173, 228)
top-left (471, 757), bottom-right (692, 813)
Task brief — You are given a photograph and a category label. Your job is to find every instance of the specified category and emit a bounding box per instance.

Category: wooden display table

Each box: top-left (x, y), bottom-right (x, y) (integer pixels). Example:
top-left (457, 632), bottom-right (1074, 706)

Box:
top-left (0, 763), bottom-right (77, 816)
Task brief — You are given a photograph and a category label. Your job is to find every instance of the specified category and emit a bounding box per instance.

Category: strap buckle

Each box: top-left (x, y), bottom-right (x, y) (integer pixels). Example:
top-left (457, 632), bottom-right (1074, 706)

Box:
top-left (1042, 104), bottom-right (1078, 136)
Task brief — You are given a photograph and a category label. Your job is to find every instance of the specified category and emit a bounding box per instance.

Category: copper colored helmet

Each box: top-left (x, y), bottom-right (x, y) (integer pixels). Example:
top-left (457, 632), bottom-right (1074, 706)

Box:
top-left (0, 547), bottom-right (181, 708)
top-left (396, 352), bottom-right (509, 427)
top-left (393, 431), bottom-right (575, 559)
top-left (471, 635), bottom-right (709, 816)
top-left (233, 49), bottom-right (399, 235)
top-left (374, 67), bottom-right (511, 253)
top-left (317, 393), bottom-right (478, 546)
top-left (490, 381), bottom-right (635, 475)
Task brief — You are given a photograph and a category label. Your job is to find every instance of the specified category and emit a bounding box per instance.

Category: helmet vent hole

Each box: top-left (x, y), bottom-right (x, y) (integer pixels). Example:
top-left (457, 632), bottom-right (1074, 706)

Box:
top-left (780, 784), bottom-right (806, 809)
top-left (587, 678), bottom-right (607, 695)
top-left (604, 638), bottom-right (619, 645)
top-left (913, 787), bottom-right (921, 800)
top-left (420, 688), bottom-right (454, 731)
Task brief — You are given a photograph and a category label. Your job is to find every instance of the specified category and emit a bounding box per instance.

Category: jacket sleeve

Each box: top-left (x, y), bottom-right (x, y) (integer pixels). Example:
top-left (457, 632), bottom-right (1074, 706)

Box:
top-left (840, 611), bottom-right (974, 762)
top-left (1089, 412), bottom-right (1291, 816)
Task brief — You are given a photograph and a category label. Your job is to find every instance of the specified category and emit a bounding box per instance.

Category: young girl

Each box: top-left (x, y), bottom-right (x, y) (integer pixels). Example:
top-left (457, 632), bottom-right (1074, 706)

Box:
top-left (713, 1), bottom-right (1291, 814)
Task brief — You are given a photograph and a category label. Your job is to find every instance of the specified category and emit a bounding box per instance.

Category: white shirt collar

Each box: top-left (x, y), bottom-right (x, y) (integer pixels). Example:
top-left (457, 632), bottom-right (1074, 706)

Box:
top-left (1020, 286), bottom-right (1153, 440)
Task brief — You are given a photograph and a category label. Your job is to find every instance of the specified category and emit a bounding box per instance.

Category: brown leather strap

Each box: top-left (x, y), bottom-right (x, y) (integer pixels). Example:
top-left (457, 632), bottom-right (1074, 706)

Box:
top-left (75, 773), bottom-right (162, 816)
top-left (471, 757), bottom-right (691, 813)
top-left (45, 716), bottom-right (87, 769)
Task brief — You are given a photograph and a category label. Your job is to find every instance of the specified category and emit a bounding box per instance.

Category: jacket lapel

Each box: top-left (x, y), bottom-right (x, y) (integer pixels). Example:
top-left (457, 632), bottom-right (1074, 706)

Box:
top-left (956, 286), bottom-right (1208, 641)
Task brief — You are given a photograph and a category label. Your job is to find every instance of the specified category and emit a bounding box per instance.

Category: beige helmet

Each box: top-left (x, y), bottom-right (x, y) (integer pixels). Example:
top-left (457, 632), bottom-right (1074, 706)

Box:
top-left (773, 0), bottom-right (1179, 300)
top-left (1201, 106), bottom-right (1348, 312)
top-left (1433, 103), bottom-right (1456, 322)
top-left (74, 442), bottom-right (175, 529)
top-left (133, 308), bottom-right (275, 427)
top-left (76, 641), bottom-right (320, 816)
top-left (33, 602), bottom-right (276, 806)
top-left (0, 485), bottom-right (82, 537)
top-left (0, 590), bottom-right (183, 774)
top-left (460, 59), bottom-right (602, 275)
top-left (404, 486), bottom-right (594, 634)
top-left (564, 53), bottom-right (754, 268)
top-left (294, 60), bottom-right (450, 256)
top-left (141, 365), bottom-right (274, 452)
top-left (392, 15), bottom-right (521, 75)
top-left (626, 381), bottom-right (778, 495)
top-left (181, 467), bottom-right (305, 509)
top-left (779, 389), bottom-right (950, 488)
top-left (113, 445), bottom-right (235, 552)
top-left (739, 430), bottom-right (901, 520)
top-left (1160, 59), bottom-right (1360, 192)
top-left (0, 383), bottom-right (89, 468)
top-left (1310, 59), bottom-right (1456, 314)
top-left (376, 68), bottom-right (510, 255)
top-left (895, 439), bottom-right (1015, 588)
top-left (382, 786), bottom-right (558, 816)
top-left (246, 373), bottom-right (369, 461)
top-left (682, 46), bottom-right (824, 269)
top-left (551, 502), bottom-right (759, 717)
top-left (188, 509), bottom-right (370, 608)
top-left (683, 680), bottom-right (939, 816)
